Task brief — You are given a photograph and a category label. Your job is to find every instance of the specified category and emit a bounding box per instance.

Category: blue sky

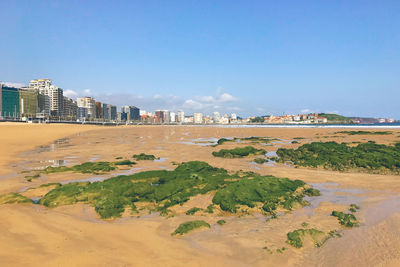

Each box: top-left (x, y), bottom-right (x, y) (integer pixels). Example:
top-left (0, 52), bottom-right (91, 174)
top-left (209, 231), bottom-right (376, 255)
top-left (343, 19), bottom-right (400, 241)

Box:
top-left (1, 0), bottom-right (399, 118)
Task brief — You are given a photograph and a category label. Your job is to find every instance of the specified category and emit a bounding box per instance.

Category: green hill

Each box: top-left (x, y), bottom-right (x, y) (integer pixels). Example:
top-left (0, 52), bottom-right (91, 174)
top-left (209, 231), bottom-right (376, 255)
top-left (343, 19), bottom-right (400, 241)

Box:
top-left (318, 113), bottom-right (353, 123)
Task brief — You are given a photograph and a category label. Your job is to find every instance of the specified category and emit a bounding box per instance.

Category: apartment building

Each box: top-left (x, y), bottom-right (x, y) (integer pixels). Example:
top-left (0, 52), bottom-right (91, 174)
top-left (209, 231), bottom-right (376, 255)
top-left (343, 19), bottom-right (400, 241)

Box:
top-left (77, 97), bottom-right (96, 118)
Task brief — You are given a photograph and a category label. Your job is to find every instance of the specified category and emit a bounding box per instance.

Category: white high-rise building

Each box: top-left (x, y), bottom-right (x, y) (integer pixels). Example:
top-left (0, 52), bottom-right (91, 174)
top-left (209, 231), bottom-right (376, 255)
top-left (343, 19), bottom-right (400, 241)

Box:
top-left (48, 85), bottom-right (63, 116)
top-left (29, 79), bottom-right (64, 117)
top-left (231, 113), bottom-right (237, 120)
top-left (29, 79), bottom-right (52, 91)
top-left (170, 112), bottom-right (176, 123)
top-left (194, 113), bottom-right (203, 124)
top-left (77, 97), bottom-right (96, 118)
top-left (213, 111), bottom-right (221, 123)
top-left (177, 110), bottom-right (185, 123)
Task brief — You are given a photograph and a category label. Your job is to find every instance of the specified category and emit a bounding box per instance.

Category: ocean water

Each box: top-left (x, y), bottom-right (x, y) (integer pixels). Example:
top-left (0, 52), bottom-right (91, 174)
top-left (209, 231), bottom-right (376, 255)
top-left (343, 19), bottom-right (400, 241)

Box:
top-left (188, 123), bottom-right (400, 129)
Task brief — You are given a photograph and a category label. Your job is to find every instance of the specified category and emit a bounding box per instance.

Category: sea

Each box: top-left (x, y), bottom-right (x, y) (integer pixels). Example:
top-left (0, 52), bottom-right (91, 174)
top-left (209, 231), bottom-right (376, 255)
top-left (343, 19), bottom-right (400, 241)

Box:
top-left (198, 123), bottom-right (400, 129)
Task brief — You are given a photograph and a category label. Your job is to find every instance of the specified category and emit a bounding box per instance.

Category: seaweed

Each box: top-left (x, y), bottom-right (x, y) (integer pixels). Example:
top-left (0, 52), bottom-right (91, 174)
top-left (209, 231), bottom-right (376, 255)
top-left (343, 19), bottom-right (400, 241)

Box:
top-left (286, 228), bottom-right (326, 248)
top-left (132, 153), bottom-right (158, 161)
top-left (212, 146), bottom-right (266, 158)
top-left (171, 220), bottom-right (210, 235)
top-left (277, 141), bottom-right (400, 174)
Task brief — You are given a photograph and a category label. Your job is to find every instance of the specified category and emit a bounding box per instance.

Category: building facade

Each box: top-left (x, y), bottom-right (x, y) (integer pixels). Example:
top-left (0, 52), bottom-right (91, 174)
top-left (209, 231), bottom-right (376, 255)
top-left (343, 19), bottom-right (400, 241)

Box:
top-left (19, 88), bottom-right (41, 118)
top-left (194, 113), bottom-right (203, 124)
top-left (121, 106), bottom-right (140, 121)
top-left (63, 96), bottom-right (78, 120)
top-left (177, 110), bottom-right (185, 123)
top-left (77, 97), bottom-right (96, 119)
top-left (95, 102), bottom-right (102, 119)
top-left (0, 85), bottom-right (20, 119)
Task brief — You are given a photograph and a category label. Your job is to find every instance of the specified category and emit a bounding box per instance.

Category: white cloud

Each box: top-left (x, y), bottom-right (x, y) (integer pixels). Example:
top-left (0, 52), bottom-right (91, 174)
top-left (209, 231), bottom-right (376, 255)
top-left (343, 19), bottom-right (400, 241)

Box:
top-left (219, 93), bottom-right (237, 102)
top-left (301, 109), bottom-right (312, 114)
top-left (82, 88), bottom-right (242, 115)
top-left (83, 89), bottom-right (92, 96)
top-left (64, 89), bottom-right (78, 99)
top-left (197, 95), bottom-right (215, 103)
top-left (182, 99), bottom-right (204, 109)
top-left (1, 82), bottom-right (26, 88)
top-left (195, 92), bottom-right (238, 104)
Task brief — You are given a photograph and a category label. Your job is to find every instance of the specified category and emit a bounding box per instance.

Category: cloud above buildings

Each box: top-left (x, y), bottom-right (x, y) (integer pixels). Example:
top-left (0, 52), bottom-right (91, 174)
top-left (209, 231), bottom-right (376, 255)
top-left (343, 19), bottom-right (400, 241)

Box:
top-left (181, 92), bottom-right (240, 114)
top-left (300, 108), bottom-right (312, 114)
top-left (90, 90), bottom-right (241, 115)
top-left (1, 82), bottom-right (26, 88)
top-left (83, 89), bottom-right (92, 96)
top-left (64, 89), bottom-right (78, 98)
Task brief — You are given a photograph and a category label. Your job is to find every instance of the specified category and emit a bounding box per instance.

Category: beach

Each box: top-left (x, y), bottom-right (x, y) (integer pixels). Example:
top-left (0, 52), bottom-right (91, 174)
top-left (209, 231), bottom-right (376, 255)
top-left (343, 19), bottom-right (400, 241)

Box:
top-left (1, 123), bottom-right (400, 266)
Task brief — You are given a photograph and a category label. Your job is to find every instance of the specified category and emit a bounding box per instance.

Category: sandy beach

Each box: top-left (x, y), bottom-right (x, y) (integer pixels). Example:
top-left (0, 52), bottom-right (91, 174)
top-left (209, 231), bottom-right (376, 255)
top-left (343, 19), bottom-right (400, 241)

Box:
top-left (1, 123), bottom-right (400, 266)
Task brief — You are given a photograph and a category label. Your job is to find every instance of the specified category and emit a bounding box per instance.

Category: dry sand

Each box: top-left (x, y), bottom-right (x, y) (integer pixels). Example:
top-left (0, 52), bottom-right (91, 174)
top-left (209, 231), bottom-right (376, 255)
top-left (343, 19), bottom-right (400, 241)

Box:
top-left (1, 123), bottom-right (400, 266)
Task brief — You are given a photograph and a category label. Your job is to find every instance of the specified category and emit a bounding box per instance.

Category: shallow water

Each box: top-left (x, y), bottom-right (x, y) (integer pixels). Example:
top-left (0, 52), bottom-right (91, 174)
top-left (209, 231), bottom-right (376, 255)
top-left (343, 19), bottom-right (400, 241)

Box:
top-left (363, 195), bottom-right (400, 226)
top-left (293, 182), bottom-right (366, 217)
top-left (154, 157), bottom-right (167, 162)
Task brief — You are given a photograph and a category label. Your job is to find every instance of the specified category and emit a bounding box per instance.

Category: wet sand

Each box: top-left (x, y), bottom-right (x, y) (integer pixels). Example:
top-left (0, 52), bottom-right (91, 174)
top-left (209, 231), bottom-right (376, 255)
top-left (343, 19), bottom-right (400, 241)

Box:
top-left (1, 123), bottom-right (400, 266)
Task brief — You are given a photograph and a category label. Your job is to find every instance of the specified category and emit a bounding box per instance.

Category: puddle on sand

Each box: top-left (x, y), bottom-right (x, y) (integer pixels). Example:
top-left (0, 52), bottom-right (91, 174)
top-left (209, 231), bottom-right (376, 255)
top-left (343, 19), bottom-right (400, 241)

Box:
top-left (363, 195), bottom-right (400, 226)
top-left (154, 157), bottom-right (167, 162)
top-left (20, 138), bottom-right (72, 156)
top-left (30, 197), bottom-right (42, 204)
top-left (293, 183), bottom-right (366, 218)
top-left (89, 155), bottom-right (101, 162)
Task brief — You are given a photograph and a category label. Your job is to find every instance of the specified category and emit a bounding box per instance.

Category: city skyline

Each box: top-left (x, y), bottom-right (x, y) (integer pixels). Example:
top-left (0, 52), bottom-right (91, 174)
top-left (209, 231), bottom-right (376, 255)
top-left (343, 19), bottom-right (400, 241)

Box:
top-left (1, 1), bottom-right (400, 118)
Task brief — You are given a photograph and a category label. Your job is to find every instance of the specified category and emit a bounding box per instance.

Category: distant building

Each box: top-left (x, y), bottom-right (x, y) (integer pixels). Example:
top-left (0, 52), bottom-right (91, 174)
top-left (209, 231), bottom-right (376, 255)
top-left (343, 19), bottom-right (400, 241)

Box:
top-left (170, 112), bottom-right (176, 123)
top-left (177, 110), bottom-right (185, 123)
top-left (29, 79), bottom-right (52, 116)
top-left (155, 110), bottom-right (170, 123)
top-left (110, 105), bottom-right (117, 121)
top-left (77, 107), bottom-right (88, 121)
top-left (194, 113), bottom-right (203, 124)
top-left (19, 88), bottom-right (45, 118)
top-left (231, 113), bottom-right (237, 120)
top-left (184, 116), bottom-right (194, 123)
top-left (121, 106), bottom-right (140, 121)
top-left (29, 79), bottom-right (63, 117)
top-left (48, 85), bottom-right (63, 117)
top-left (213, 111), bottom-right (221, 123)
top-left (95, 102), bottom-right (102, 119)
top-left (102, 103), bottom-right (110, 120)
top-left (0, 85), bottom-right (20, 119)
top-left (77, 97), bottom-right (96, 118)
top-left (63, 96), bottom-right (77, 120)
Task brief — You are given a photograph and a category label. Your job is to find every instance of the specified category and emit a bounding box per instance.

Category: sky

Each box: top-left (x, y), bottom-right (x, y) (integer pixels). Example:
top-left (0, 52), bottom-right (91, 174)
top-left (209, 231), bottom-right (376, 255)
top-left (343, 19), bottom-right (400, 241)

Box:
top-left (1, 0), bottom-right (399, 118)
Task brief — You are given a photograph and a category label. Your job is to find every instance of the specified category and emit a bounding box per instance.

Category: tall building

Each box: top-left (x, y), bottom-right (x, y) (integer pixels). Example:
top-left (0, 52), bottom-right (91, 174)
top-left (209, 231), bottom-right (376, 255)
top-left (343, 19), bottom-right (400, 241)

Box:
top-left (177, 110), bottom-right (185, 123)
top-left (121, 106), bottom-right (140, 121)
top-left (170, 112), bottom-right (176, 123)
top-left (19, 88), bottom-right (44, 118)
top-left (102, 103), bottom-right (110, 120)
top-left (194, 113), bottom-right (203, 124)
top-left (63, 96), bottom-right (77, 120)
top-left (77, 107), bottom-right (88, 120)
top-left (155, 110), bottom-right (170, 123)
top-left (95, 102), bottom-right (102, 119)
top-left (0, 85), bottom-right (20, 118)
top-left (77, 97), bottom-right (96, 118)
top-left (29, 79), bottom-right (64, 117)
top-left (48, 85), bottom-right (63, 117)
top-left (213, 112), bottom-right (221, 123)
top-left (29, 79), bottom-right (52, 90)
top-left (110, 105), bottom-right (117, 121)
top-left (29, 79), bottom-right (52, 116)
